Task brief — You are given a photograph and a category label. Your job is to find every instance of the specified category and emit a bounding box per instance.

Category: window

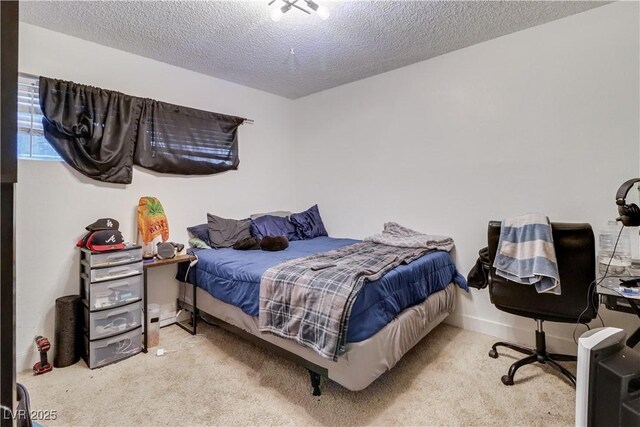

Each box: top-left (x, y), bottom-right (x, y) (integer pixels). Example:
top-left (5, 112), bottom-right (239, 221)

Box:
top-left (18, 74), bottom-right (60, 160)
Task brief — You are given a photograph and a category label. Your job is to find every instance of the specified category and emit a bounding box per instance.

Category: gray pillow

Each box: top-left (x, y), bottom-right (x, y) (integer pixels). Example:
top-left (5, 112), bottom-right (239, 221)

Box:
top-left (207, 213), bottom-right (251, 248)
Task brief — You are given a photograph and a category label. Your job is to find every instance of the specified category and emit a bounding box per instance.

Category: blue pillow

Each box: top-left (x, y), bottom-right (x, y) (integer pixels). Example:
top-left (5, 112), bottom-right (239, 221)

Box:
top-left (187, 223), bottom-right (211, 246)
top-left (290, 205), bottom-right (328, 240)
top-left (250, 215), bottom-right (298, 241)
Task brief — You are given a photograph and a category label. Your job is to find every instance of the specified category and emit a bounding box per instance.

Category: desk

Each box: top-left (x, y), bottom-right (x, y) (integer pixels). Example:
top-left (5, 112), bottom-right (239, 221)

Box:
top-left (598, 281), bottom-right (640, 348)
top-left (142, 254), bottom-right (195, 352)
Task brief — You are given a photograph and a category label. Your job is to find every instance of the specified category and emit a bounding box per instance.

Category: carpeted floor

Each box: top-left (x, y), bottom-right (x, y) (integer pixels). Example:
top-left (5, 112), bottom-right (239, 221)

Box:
top-left (18, 323), bottom-right (576, 426)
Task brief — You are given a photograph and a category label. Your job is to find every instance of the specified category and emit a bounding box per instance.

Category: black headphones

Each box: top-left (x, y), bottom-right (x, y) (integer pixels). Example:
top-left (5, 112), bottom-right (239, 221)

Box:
top-left (616, 178), bottom-right (640, 227)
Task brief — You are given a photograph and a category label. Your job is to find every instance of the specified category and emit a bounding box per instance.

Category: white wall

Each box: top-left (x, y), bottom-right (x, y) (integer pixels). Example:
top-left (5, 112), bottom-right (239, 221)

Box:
top-left (16, 2), bottom-right (640, 372)
top-left (16, 24), bottom-right (296, 370)
top-left (293, 2), bottom-right (640, 353)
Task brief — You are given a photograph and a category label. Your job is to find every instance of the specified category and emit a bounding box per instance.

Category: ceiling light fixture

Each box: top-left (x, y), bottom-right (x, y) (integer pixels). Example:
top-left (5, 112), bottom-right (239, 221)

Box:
top-left (305, 0), bottom-right (330, 20)
top-left (268, 0), bottom-right (330, 21)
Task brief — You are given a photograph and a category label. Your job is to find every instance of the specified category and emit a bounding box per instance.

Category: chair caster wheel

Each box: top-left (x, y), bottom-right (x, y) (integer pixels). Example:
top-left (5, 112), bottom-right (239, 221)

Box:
top-left (488, 349), bottom-right (498, 359)
top-left (501, 375), bottom-right (514, 386)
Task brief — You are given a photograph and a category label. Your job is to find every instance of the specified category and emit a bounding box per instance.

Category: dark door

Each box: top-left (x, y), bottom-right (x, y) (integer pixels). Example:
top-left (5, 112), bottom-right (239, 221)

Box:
top-left (0, 1), bottom-right (19, 425)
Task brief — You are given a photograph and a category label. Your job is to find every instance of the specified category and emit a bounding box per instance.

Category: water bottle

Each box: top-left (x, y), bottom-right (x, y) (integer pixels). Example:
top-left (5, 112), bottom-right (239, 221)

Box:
top-left (598, 220), bottom-right (631, 276)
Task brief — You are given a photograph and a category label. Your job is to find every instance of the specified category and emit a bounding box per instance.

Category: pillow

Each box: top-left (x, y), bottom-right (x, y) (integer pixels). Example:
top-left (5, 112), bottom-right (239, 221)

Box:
top-left (290, 205), bottom-right (328, 240)
top-left (187, 223), bottom-right (211, 245)
top-left (207, 213), bottom-right (251, 248)
top-left (250, 210), bottom-right (292, 220)
top-left (250, 215), bottom-right (298, 241)
top-left (188, 238), bottom-right (211, 249)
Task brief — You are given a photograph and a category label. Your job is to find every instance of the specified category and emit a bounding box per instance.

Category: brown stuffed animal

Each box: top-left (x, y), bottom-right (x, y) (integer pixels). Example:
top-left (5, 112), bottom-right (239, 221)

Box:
top-left (260, 235), bottom-right (289, 251)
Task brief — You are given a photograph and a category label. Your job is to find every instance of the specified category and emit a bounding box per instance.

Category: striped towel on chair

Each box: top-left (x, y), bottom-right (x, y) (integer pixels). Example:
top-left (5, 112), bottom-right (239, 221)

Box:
top-left (493, 213), bottom-right (561, 295)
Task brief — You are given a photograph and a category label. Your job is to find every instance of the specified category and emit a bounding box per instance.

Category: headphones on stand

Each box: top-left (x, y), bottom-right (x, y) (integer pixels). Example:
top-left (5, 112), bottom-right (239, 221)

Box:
top-left (615, 178), bottom-right (640, 227)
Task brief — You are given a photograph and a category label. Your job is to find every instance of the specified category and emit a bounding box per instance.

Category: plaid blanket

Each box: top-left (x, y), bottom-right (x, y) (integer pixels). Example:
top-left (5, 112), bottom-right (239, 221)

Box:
top-left (258, 241), bottom-right (434, 360)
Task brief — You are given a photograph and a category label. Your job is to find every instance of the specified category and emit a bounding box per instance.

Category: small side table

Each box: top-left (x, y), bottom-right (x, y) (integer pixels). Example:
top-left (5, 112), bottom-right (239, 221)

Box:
top-left (142, 254), bottom-right (195, 352)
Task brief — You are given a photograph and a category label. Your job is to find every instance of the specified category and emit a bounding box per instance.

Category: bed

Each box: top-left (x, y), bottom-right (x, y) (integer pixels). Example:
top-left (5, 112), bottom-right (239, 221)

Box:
top-left (177, 236), bottom-right (467, 393)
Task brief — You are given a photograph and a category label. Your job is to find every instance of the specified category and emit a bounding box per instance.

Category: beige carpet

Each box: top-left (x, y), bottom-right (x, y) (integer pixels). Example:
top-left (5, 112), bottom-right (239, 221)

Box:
top-left (18, 323), bottom-right (576, 426)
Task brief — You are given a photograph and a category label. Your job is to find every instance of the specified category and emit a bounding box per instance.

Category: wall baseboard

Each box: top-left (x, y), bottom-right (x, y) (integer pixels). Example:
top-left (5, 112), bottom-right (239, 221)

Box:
top-left (444, 313), bottom-right (578, 355)
top-left (16, 315), bottom-right (179, 373)
top-left (17, 312), bottom-right (579, 373)
top-left (17, 350), bottom-right (32, 374)
top-left (160, 315), bottom-right (177, 328)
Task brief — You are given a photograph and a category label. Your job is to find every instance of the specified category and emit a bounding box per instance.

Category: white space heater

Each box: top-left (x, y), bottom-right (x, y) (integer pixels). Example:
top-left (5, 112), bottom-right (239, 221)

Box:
top-left (575, 327), bottom-right (640, 427)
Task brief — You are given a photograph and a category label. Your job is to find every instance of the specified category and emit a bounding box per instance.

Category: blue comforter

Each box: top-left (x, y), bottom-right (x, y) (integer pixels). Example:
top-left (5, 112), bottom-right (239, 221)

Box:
top-left (182, 236), bottom-right (467, 343)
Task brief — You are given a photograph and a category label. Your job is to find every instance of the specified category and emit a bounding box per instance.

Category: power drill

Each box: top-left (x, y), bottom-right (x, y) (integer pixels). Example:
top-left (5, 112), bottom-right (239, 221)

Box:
top-left (33, 336), bottom-right (52, 375)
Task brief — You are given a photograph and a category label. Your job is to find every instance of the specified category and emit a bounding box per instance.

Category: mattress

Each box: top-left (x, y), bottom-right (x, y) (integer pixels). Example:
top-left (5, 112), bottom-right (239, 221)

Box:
top-left (182, 282), bottom-right (458, 391)
top-left (181, 236), bottom-right (466, 343)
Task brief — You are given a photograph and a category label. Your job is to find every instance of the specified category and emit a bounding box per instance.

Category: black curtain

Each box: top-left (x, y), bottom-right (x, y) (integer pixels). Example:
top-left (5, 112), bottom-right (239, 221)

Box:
top-left (39, 76), bottom-right (244, 184)
top-left (39, 77), bottom-right (141, 184)
top-left (135, 99), bottom-right (243, 175)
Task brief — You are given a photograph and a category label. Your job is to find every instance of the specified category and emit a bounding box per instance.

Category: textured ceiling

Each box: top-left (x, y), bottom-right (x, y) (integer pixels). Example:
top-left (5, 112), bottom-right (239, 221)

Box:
top-left (21, 1), bottom-right (608, 99)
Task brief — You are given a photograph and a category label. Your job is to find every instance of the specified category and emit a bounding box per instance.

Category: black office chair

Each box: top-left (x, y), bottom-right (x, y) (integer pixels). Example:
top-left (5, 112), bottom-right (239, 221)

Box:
top-left (487, 221), bottom-right (597, 386)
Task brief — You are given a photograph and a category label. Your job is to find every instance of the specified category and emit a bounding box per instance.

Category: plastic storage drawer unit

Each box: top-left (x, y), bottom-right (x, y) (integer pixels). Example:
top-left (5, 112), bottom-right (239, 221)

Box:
top-left (80, 245), bottom-right (143, 369)
top-left (82, 273), bottom-right (142, 311)
top-left (83, 327), bottom-right (142, 369)
top-left (84, 300), bottom-right (143, 340)
top-left (83, 247), bottom-right (143, 268)
top-left (82, 260), bottom-right (143, 282)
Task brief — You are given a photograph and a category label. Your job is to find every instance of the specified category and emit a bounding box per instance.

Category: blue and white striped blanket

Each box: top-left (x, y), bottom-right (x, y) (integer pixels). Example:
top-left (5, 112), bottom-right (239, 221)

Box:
top-left (493, 213), bottom-right (561, 295)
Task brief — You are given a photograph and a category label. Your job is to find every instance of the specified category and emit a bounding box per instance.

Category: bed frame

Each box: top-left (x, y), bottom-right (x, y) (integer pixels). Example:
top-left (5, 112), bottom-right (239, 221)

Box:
top-left (176, 280), bottom-right (457, 396)
top-left (177, 298), bottom-right (327, 395)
